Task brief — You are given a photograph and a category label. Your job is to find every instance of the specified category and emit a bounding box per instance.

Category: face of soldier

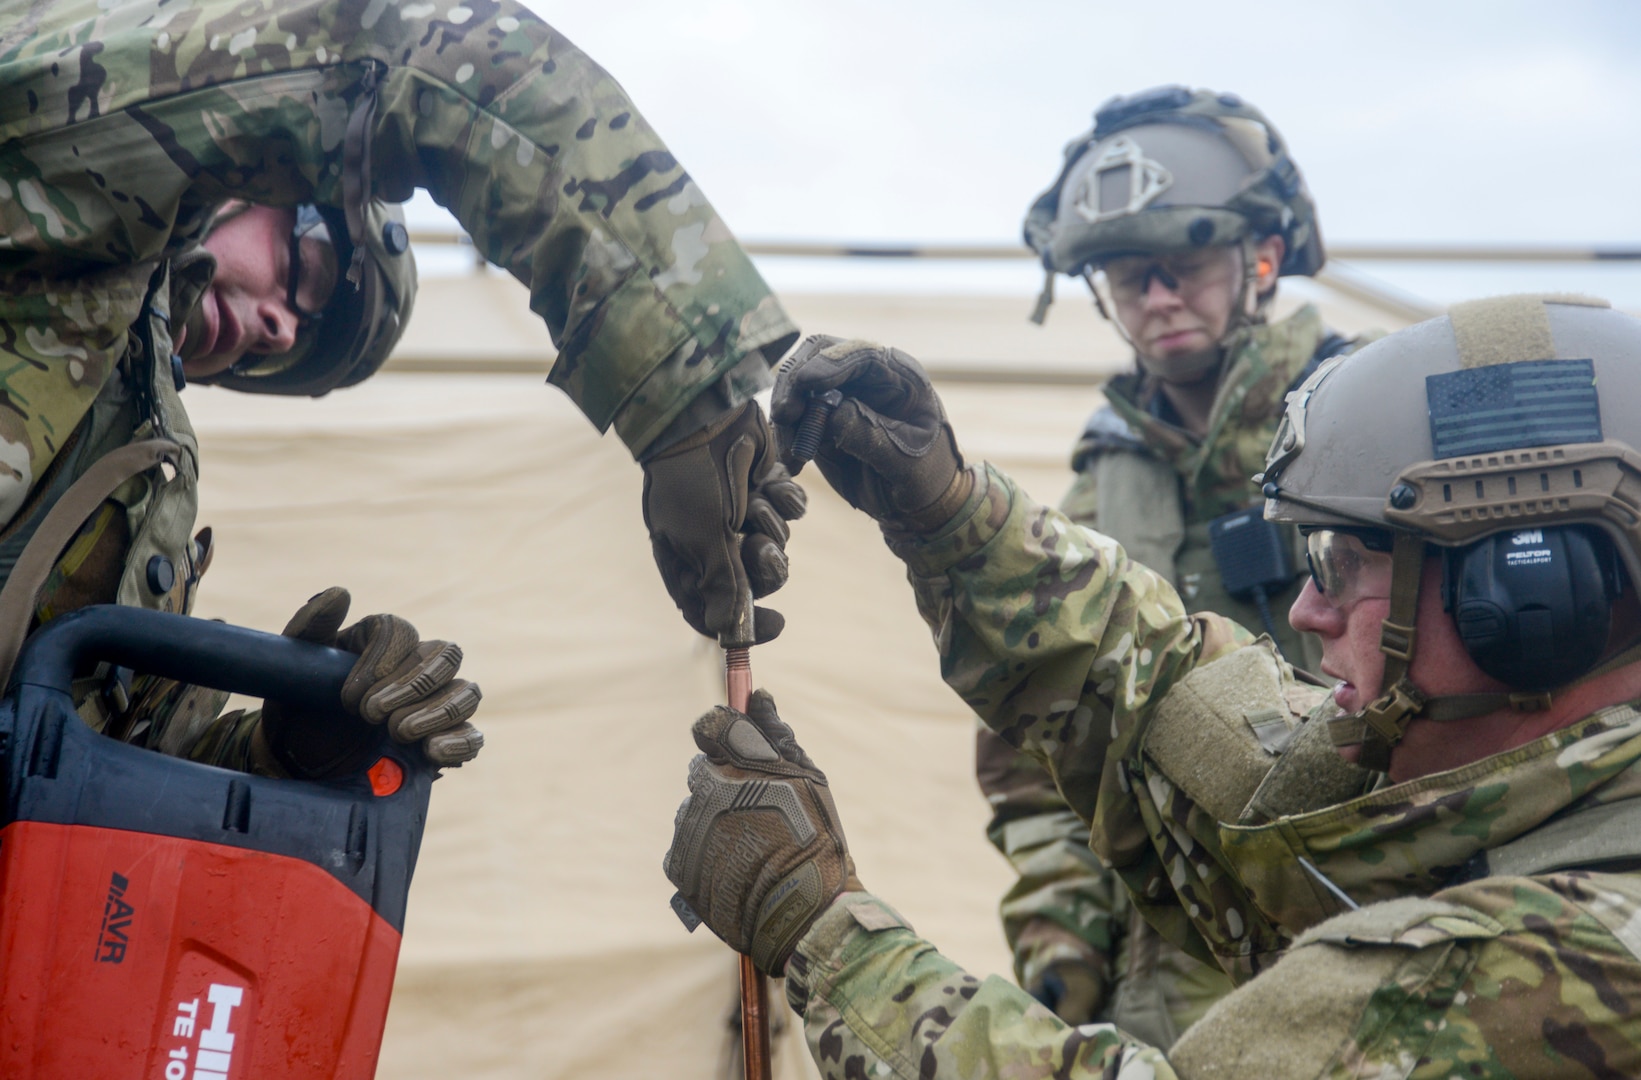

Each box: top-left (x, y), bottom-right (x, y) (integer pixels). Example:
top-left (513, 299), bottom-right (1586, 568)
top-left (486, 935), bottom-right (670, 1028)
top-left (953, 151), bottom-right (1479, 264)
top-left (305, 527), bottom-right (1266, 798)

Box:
top-left (1105, 234), bottom-right (1285, 383)
top-left (179, 203), bottom-right (336, 378)
top-left (1291, 552), bottom-right (1533, 784)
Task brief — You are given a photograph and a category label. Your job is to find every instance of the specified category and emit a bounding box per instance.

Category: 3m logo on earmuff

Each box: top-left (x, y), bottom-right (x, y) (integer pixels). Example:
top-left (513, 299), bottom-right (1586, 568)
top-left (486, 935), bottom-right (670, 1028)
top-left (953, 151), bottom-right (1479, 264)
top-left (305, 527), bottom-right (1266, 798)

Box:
top-left (1506, 530), bottom-right (1553, 568)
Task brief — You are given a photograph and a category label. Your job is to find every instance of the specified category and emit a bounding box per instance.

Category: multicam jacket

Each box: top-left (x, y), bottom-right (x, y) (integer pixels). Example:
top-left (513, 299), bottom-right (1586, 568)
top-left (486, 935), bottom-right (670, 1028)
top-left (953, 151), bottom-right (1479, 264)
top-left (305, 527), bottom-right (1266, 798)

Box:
top-left (0, 0), bottom-right (795, 763)
top-left (979, 306), bottom-right (1361, 1043)
top-left (787, 464), bottom-right (1641, 1078)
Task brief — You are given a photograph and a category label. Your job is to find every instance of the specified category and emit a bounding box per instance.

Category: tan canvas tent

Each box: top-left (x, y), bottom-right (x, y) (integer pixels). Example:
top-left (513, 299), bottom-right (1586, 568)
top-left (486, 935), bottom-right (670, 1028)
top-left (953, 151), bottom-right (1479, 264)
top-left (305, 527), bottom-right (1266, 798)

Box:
top-left (182, 276), bottom-right (1408, 1078)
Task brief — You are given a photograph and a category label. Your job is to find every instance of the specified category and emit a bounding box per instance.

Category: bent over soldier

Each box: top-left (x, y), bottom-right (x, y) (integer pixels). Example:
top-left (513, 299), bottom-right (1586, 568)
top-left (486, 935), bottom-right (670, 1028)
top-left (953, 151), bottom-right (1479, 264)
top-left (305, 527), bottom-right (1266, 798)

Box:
top-left (0, 0), bottom-right (804, 771)
top-left (981, 85), bottom-right (1374, 1042)
top-left (670, 297), bottom-right (1641, 1077)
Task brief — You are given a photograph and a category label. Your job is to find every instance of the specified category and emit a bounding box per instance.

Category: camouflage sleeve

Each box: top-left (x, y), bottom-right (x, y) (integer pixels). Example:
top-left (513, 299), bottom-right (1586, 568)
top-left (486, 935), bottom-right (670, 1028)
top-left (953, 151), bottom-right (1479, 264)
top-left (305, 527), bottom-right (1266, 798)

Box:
top-left (111, 674), bottom-right (278, 775)
top-left (1165, 877), bottom-right (1641, 1078)
top-left (3, 0), bottom-right (797, 456)
top-left (974, 458), bottom-right (1126, 1003)
top-left (172, 707), bottom-right (267, 773)
top-left (891, 463), bottom-right (1248, 825)
top-left (1057, 464), bottom-right (1100, 527)
top-left (976, 721), bottom-right (1121, 1001)
top-left (787, 879), bottom-right (1641, 1070)
top-left (788, 880), bottom-right (1641, 1079)
top-left (786, 892), bottom-right (1175, 1080)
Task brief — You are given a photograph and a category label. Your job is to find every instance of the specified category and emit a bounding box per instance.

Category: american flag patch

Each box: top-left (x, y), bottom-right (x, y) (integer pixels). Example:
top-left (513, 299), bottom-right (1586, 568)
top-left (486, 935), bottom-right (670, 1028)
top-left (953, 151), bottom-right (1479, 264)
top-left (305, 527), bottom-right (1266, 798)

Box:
top-left (1427, 359), bottom-right (1600, 459)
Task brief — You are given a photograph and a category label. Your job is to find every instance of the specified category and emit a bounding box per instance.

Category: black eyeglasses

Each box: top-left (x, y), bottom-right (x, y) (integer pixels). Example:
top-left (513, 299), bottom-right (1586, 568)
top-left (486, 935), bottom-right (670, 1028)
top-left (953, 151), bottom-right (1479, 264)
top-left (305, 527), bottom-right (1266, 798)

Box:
top-left (286, 205), bottom-right (340, 325)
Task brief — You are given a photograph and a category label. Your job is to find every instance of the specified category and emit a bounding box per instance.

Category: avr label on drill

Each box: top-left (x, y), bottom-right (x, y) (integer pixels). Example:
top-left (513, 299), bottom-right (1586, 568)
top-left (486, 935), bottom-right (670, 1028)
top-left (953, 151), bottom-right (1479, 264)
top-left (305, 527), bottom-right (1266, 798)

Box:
top-left (95, 871), bottom-right (133, 964)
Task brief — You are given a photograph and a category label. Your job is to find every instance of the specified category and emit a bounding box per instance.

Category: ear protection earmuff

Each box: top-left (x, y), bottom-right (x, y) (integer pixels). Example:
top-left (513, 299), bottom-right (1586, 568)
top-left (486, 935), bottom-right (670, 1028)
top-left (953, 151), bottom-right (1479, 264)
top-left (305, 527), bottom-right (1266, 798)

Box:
top-left (1444, 525), bottom-right (1624, 691)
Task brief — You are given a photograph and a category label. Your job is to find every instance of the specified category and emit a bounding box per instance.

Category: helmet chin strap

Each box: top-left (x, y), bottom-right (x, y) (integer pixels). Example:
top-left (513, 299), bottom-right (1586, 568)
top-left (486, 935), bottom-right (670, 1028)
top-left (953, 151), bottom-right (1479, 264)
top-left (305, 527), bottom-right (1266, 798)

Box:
top-left (1328, 531), bottom-right (1430, 772)
top-left (167, 246), bottom-right (218, 366)
top-left (341, 61), bottom-right (382, 288)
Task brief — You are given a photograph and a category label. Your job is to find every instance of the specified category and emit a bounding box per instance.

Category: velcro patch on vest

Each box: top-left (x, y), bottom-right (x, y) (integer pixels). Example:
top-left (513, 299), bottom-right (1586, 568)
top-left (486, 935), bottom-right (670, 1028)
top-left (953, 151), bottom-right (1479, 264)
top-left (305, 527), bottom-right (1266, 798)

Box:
top-left (1143, 644), bottom-right (1293, 824)
top-left (1240, 701), bottom-right (1376, 825)
top-left (1292, 897), bottom-right (1503, 951)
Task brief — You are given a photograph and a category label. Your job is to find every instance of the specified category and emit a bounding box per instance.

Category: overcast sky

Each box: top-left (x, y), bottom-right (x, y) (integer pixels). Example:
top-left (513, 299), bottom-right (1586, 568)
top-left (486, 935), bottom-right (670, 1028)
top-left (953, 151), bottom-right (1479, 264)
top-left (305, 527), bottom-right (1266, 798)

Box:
top-left (414, 1), bottom-right (1641, 304)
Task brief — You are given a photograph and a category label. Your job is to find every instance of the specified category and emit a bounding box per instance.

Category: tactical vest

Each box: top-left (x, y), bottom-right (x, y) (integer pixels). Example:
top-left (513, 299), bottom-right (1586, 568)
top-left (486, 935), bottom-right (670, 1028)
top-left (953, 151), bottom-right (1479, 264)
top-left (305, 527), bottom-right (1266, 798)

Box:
top-left (0, 261), bottom-right (208, 717)
top-left (1082, 330), bottom-right (1352, 673)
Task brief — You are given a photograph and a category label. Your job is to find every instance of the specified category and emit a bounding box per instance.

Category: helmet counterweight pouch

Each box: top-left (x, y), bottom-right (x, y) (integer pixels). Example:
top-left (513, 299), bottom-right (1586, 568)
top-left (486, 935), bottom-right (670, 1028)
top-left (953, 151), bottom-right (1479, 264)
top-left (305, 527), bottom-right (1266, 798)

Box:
top-left (1444, 525), bottom-right (1622, 690)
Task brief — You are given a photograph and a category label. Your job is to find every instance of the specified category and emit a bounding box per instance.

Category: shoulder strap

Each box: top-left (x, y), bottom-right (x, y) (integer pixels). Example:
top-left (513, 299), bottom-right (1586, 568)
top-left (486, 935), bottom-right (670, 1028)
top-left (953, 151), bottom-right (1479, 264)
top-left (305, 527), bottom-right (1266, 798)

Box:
top-left (0, 439), bottom-right (183, 689)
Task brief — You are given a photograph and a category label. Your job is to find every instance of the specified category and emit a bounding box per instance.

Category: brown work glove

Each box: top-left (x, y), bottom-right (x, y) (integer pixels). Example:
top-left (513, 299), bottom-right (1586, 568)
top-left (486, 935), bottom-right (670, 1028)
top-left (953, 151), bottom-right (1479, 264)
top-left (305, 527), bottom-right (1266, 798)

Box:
top-left (258, 587), bottom-right (484, 778)
top-left (1016, 918), bottom-right (1109, 1025)
top-left (770, 336), bottom-right (970, 532)
top-left (665, 689), bottom-right (861, 975)
top-left (643, 402), bottom-right (806, 645)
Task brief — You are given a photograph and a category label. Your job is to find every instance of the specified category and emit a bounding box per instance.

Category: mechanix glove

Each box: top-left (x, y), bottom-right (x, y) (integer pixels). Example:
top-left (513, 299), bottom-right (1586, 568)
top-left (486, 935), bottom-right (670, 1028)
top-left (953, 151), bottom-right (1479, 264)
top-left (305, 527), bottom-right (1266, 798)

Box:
top-left (665, 689), bottom-right (861, 976)
top-left (770, 336), bottom-right (970, 533)
top-left (643, 402), bottom-right (806, 645)
top-left (257, 587), bottom-right (484, 777)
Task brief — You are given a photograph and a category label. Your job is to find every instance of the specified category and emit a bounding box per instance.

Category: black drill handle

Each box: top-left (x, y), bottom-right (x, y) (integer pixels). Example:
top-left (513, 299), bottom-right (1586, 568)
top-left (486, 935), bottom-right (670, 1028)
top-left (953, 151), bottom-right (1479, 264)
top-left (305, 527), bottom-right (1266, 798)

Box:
top-left (788, 389), bottom-right (843, 473)
top-left (12, 605), bottom-right (355, 720)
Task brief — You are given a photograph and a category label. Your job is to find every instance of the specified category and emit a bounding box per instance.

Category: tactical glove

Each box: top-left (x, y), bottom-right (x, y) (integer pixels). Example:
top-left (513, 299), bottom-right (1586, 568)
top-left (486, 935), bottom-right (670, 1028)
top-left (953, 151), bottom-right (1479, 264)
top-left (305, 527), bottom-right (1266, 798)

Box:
top-left (643, 402), bottom-right (806, 645)
top-left (1015, 918), bottom-right (1108, 1025)
top-left (770, 336), bottom-right (971, 532)
top-left (258, 587), bottom-right (484, 777)
top-left (665, 689), bottom-right (861, 975)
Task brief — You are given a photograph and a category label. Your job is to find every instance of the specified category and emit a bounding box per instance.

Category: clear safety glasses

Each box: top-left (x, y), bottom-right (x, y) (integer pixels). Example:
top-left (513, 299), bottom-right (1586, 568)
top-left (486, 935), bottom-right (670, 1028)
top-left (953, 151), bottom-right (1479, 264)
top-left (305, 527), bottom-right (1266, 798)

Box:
top-left (1092, 245), bottom-right (1242, 309)
top-left (287, 205), bottom-right (341, 325)
top-left (1302, 528), bottom-right (1395, 609)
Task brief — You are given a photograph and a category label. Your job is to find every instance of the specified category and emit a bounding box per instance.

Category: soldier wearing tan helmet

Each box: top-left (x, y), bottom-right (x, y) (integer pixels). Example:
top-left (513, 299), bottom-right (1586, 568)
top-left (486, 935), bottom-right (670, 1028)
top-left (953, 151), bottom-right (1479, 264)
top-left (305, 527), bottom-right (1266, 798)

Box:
top-left (666, 296), bottom-right (1641, 1077)
top-left (977, 86), bottom-right (1378, 1042)
top-left (0, 0), bottom-right (803, 776)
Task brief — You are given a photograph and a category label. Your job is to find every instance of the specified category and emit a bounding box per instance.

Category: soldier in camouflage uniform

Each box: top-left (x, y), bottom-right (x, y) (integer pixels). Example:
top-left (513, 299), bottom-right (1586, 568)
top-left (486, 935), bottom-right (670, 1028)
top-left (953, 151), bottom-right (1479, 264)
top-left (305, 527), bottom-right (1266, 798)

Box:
top-left (980, 86), bottom-right (1372, 1042)
top-left (668, 296), bottom-right (1641, 1077)
top-left (0, 0), bottom-right (803, 772)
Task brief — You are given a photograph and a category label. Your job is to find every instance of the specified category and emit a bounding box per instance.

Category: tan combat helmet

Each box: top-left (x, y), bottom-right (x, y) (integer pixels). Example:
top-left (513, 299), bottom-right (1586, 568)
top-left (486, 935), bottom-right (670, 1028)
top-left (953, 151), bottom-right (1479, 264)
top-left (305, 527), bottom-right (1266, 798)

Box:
top-left (204, 199), bottom-right (418, 397)
top-left (1023, 85), bottom-right (1323, 326)
top-left (1259, 294), bottom-right (1641, 769)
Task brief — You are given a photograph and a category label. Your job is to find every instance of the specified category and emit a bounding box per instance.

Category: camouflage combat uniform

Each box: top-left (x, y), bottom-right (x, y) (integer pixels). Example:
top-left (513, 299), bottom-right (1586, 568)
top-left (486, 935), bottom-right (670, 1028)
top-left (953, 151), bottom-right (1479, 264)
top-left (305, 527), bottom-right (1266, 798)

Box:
top-left (0, 0), bottom-right (795, 763)
top-left (786, 465), bottom-right (1641, 1078)
top-left (980, 305), bottom-right (1362, 1044)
